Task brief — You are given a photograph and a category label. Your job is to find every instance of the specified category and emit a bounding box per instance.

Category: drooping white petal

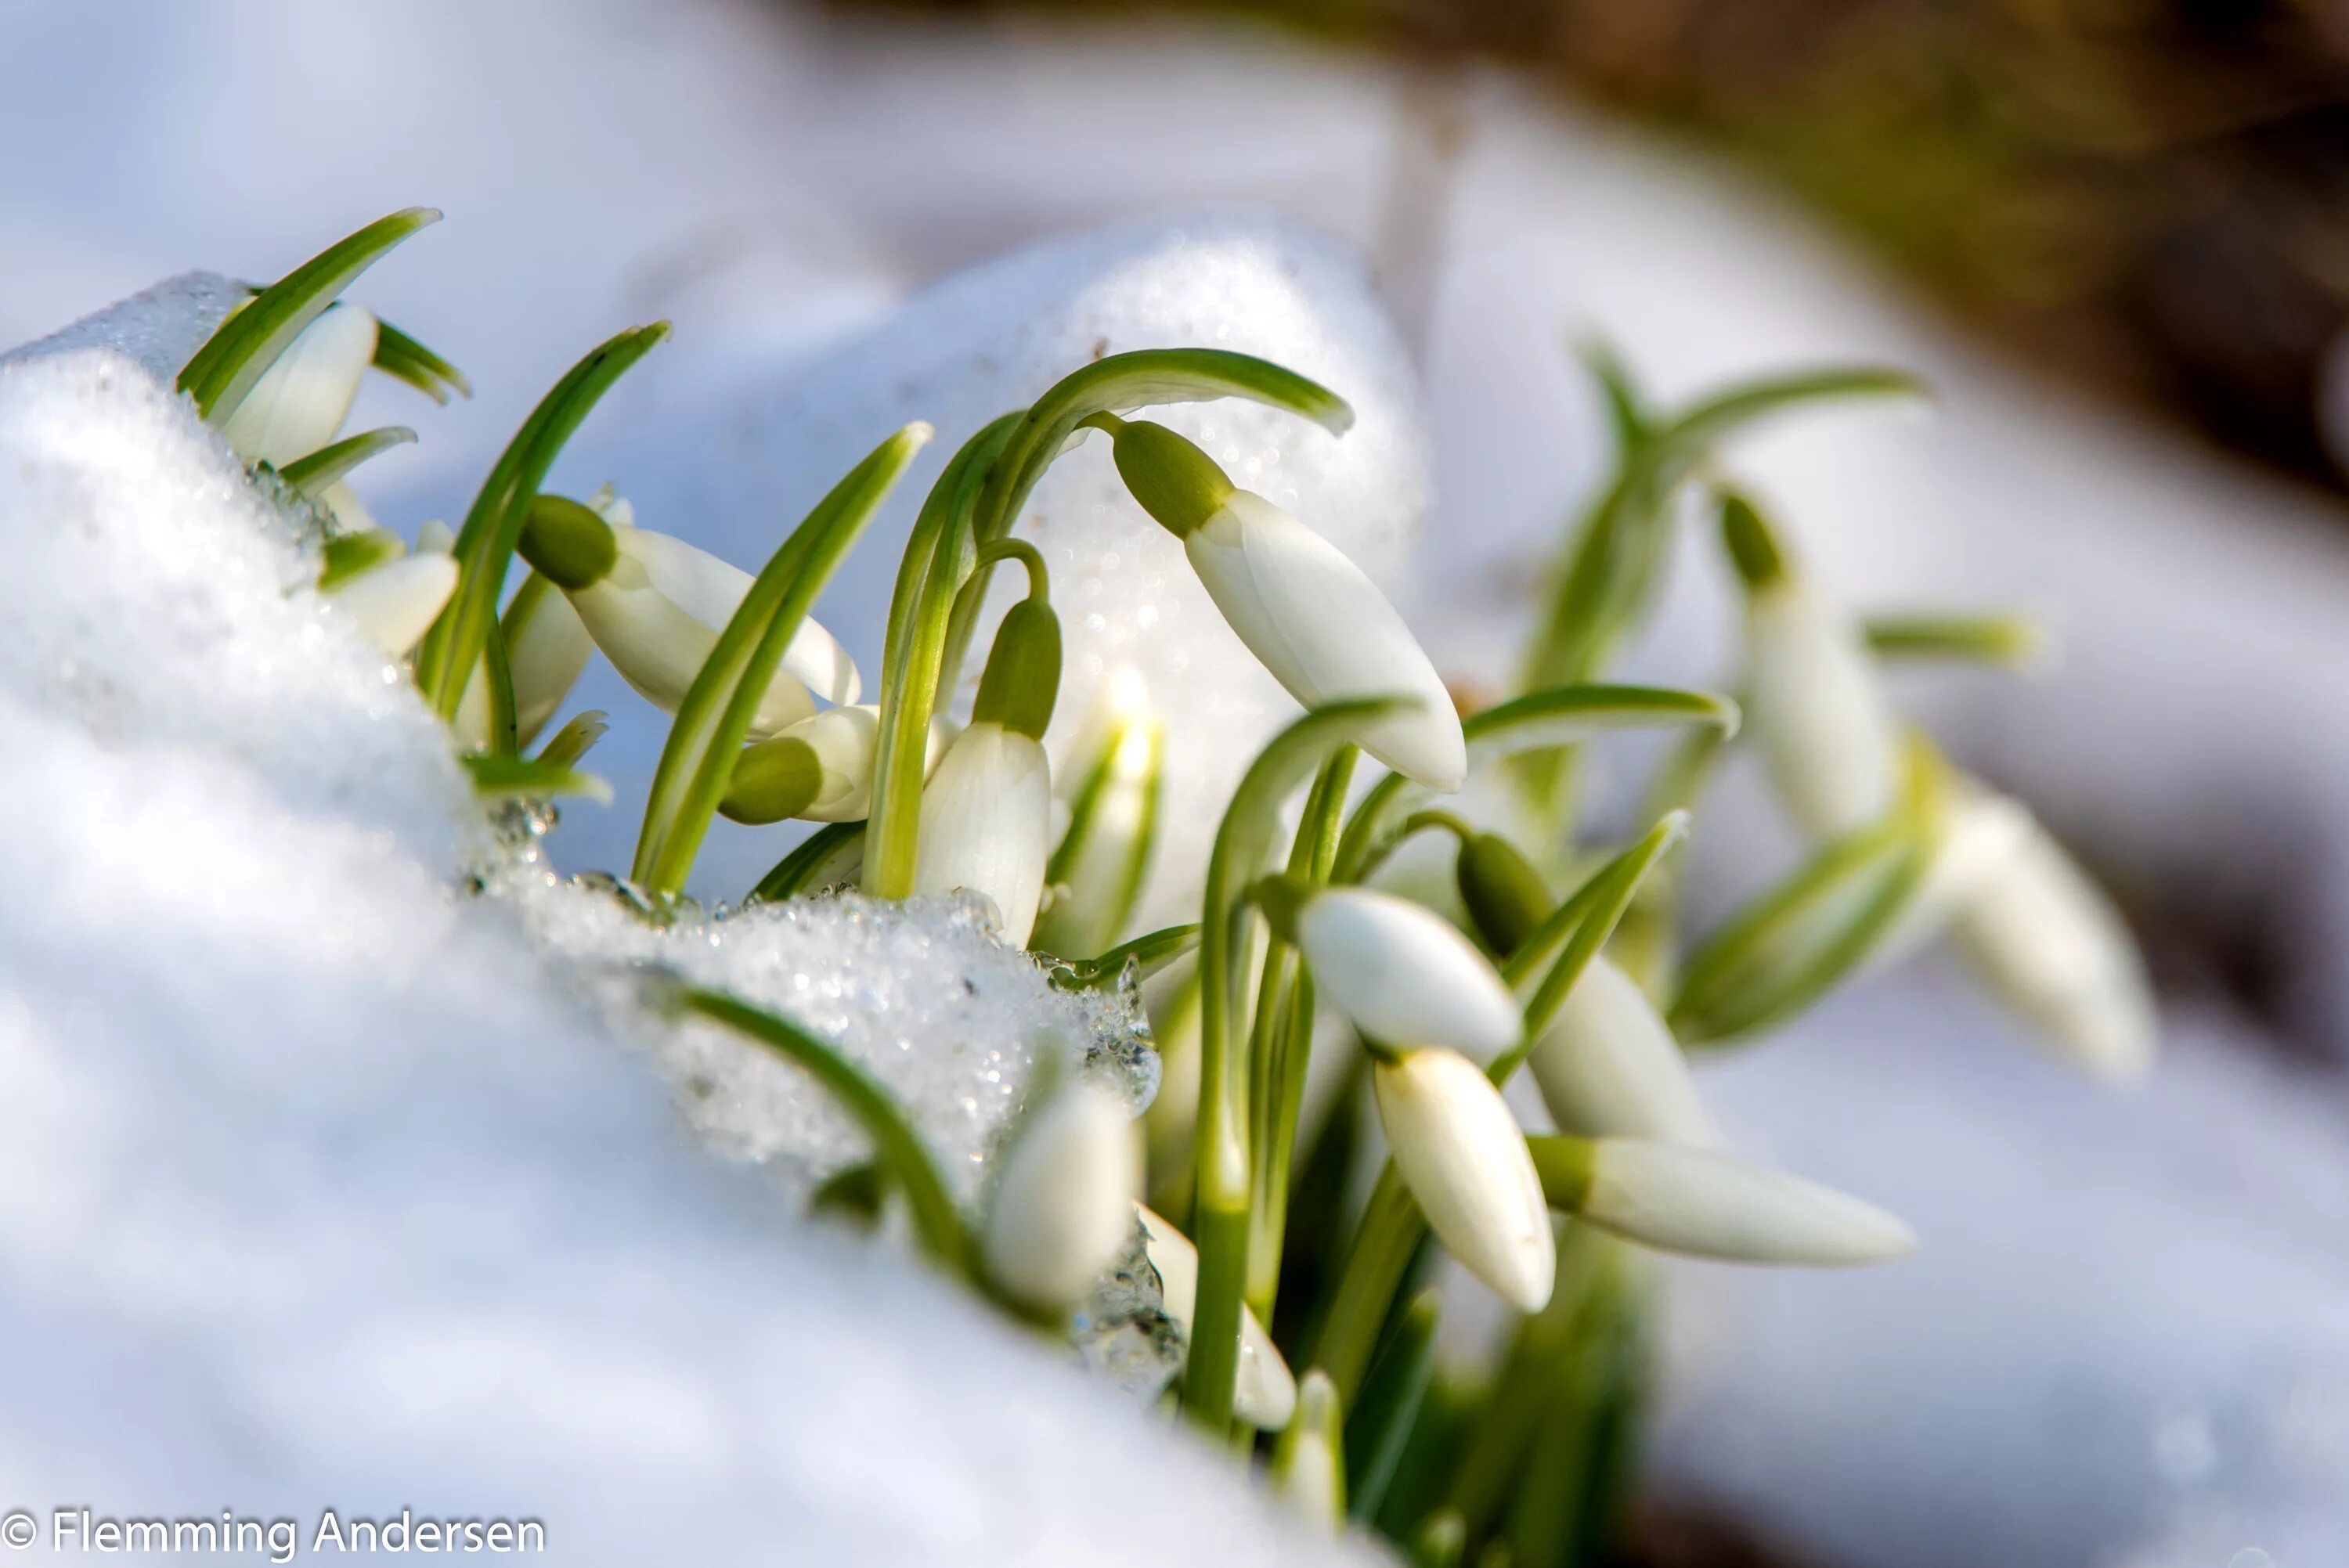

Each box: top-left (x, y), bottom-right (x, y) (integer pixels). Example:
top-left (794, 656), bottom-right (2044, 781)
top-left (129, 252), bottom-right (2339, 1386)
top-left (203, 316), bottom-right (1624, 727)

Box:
top-left (1581, 1139), bottom-right (1916, 1265)
top-left (1527, 953), bottom-right (1712, 1144)
top-left (1954, 813), bottom-right (2156, 1081)
top-left (1372, 1047), bottom-right (1553, 1312)
top-left (1867, 787), bottom-right (2033, 972)
top-left (568, 528), bottom-right (860, 739)
top-left (1185, 492), bottom-right (1465, 791)
top-left (324, 553), bottom-right (457, 658)
top-left (980, 1080), bottom-right (1140, 1314)
top-left (914, 721), bottom-right (1053, 946)
top-left (781, 703), bottom-right (883, 821)
top-left (505, 581), bottom-right (596, 750)
top-left (1135, 1206), bottom-right (1296, 1429)
top-left (1743, 579), bottom-right (1900, 839)
top-left (220, 303), bottom-right (378, 468)
top-left (1295, 887), bottom-right (1520, 1061)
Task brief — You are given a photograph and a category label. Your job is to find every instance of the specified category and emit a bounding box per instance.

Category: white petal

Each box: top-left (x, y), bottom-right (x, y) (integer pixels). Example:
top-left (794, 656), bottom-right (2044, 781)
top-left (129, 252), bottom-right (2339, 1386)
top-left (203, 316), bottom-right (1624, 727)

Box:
top-left (413, 519), bottom-right (456, 556)
top-left (1867, 787), bottom-right (2032, 972)
top-left (1583, 1140), bottom-right (1916, 1265)
top-left (1297, 888), bottom-right (1520, 1060)
top-left (505, 581), bottom-right (596, 749)
top-left (1186, 493), bottom-right (1465, 791)
top-left (1528, 953), bottom-right (1712, 1144)
top-left (325, 553), bottom-right (456, 658)
top-left (771, 704), bottom-right (882, 821)
top-left (914, 723), bottom-right (1053, 945)
top-left (1373, 1048), bottom-right (1553, 1312)
top-left (1135, 1206), bottom-right (1297, 1429)
top-left (1954, 813), bottom-right (2156, 1081)
top-left (317, 478), bottom-right (378, 536)
top-left (220, 303), bottom-right (377, 468)
top-left (980, 1081), bottom-right (1140, 1314)
top-left (1744, 580), bottom-right (1900, 838)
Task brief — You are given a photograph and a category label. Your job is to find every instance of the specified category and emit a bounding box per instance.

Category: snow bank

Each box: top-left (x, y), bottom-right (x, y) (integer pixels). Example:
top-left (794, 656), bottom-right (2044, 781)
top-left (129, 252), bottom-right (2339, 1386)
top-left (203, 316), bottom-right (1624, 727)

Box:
top-left (0, 336), bottom-right (1358, 1563)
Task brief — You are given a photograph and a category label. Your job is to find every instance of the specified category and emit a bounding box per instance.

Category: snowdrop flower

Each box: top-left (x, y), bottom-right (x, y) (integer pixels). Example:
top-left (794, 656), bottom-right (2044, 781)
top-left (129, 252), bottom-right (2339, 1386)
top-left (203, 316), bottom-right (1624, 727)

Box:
top-left (1371, 1047), bottom-right (1553, 1311)
top-left (221, 302), bottom-right (377, 468)
top-left (1954, 811), bottom-right (2156, 1080)
top-left (1135, 1206), bottom-right (1296, 1429)
top-left (980, 1079), bottom-right (1140, 1315)
top-left (1867, 784), bottom-right (2033, 972)
top-left (1527, 953), bottom-right (1712, 1145)
top-left (1724, 494), bottom-right (1900, 839)
top-left (1093, 416), bottom-right (1465, 791)
top-left (1257, 878), bottom-right (1520, 1062)
top-left (1033, 669), bottom-right (1164, 959)
top-left (915, 597), bottom-right (1061, 946)
top-left (320, 542), bottom-right (457, 658)
top-left (1539, 1136), bottom-right (1915, 1266)
top-left (720, 705), bottom-right (953, 825)
top-left (517, 493), bottom-right (857, 740)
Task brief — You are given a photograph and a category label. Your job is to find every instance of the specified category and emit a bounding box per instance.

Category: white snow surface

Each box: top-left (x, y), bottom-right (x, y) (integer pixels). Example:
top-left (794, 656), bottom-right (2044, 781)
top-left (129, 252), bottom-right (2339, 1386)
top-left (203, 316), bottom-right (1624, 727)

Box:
top-left (0, 344), bottom-right (1354, 1564)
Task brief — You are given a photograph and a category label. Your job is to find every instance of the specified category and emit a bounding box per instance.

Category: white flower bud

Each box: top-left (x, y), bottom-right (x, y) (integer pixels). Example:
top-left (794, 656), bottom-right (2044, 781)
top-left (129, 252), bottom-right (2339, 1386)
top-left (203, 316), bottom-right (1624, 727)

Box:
top-left (1742, 576), bottom-right (1901, 839)
top-left (1283, 885), bottom-right (1521, 1061)
top-left (1569, 1138), bottom-right (1915, 1265)
top-left (723, 704), bottom-right (886, 825)
top-left (1135, 1205), bottom-right (1296, 1429)
top-left (1953, 813), bottom-right (2156, 1081)
top-left (1527, 953), bottom-right (1712, 1144)
top-left (324, 551), bottom-right (457, 658)
top-left (915, 719), bottom-right (1052, 946)
top-left (1271, 1371), bottom-right (1346, 1532)
top-left (980, 1080), bottom-right (1140, 1315)
top-left (1372, 1047), bottom-right (1553, 1312)
top-left (1185, 492), bottom-right (1464, 791)
top-left (565, 525), bottom-right (857, 740)
top-left (221, 303), bottom-right (377, 468)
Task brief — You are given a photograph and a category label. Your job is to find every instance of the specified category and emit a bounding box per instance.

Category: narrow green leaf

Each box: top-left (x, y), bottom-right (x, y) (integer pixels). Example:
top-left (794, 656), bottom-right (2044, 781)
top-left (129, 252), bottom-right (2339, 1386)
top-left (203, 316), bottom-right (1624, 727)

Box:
top-left (460, 752), bottom-right (612, 804)
top-left (372, 317), bottom-right (471, 403)
top-left (179, 207), bottom-right (441, 422)
top-left (1346, 1288), bottom-right (1442, 1522)
top-left (280, 425), bottom-right (417, 497)
top-left (1048, 923), bottom-right (1200, 990)
top-left (666, 985), bottom-right (970, 1269)
top-left (413, 322), bottom-right (669, 726)
top-left (1864, 610), bottom-right (2046, 669)
top-left (750, 822), bottom-right (868, 903)
top-left (532, 710), bottom-right (609, 770)
top-left (633, 424), bottom-right (929, 896)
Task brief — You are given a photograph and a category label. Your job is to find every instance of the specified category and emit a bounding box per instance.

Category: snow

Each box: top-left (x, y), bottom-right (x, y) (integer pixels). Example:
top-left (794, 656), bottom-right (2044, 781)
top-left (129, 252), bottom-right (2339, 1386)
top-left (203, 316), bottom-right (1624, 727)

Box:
top-left (0, 343), bottom-right (1354, 1565)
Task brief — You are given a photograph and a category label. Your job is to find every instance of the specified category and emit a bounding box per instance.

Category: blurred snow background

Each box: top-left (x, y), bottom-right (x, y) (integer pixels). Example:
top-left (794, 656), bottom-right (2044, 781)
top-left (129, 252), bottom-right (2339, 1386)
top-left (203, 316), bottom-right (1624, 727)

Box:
top-left (4, 1), bottom-right (2348, 1565)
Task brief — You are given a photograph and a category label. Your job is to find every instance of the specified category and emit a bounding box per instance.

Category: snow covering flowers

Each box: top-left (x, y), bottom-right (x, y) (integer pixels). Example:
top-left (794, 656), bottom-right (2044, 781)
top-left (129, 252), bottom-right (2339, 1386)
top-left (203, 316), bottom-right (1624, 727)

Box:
top-left (1371, 1046), bottom-right (1555, 1312)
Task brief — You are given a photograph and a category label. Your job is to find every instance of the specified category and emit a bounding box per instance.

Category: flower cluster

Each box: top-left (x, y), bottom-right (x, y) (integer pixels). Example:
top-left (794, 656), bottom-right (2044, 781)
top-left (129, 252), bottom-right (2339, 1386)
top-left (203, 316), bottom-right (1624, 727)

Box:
top-left (182, 214), bottom-right (2152, 1564)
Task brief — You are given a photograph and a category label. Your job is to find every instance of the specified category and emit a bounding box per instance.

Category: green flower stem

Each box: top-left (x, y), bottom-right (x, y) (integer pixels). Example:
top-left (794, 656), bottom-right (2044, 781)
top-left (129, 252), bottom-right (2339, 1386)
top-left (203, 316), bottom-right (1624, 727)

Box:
top-left (1246, 746), bottom-right (1355, 1324)
top-left (1344, 1287), bottom-right (1442, 1523)
top-left (1309, 1164), bottom-right (1423, 1403)
top-left (1183, 700), bottom-right (1405, 1433)
top-left (668, 984), bottom-right (969, 1271)
top-left (863, 416), bottom-right (1019, 899)
top-left (634, 424), bottom-right (928, 896)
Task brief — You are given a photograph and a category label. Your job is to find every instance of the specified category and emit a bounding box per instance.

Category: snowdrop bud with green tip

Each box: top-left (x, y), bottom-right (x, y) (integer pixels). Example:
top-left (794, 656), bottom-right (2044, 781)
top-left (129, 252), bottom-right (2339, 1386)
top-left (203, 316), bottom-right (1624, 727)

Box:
top-left (1954, 812), bottom-right (2156, 1080)
top-left (1135, 1206), bottom-right (1297, 1429)
top-left (721, 704), bottom-right (904, 824)
top-left (1528, 952), bottom-right (1712, 1145)
top-left (1095, 415), bottom-right (1466, 791)
top-left (1455, 829), bottom-right (1553, 957)
top-left (1371, 1047), bottom-right (1554, 1311)
top-left (221, 302), bottom-right (377, 467)
top-left (1532, 1135), bottom-right (1915, 1265)
top-left (1257, 878), bottom-right (1520, 1062)
top-left (518, 493), bottom-right (857, 739)
top-left (980, 1080), bottom-right (1140, 1315)
top-left (1726, 494), bottom-right (1900, 839)
top-left (915, 597), bottom-right (1061, 945)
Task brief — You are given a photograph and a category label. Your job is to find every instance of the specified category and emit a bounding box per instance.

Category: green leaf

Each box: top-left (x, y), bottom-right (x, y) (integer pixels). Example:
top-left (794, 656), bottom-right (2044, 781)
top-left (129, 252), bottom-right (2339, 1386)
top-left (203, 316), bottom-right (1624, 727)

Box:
top-left (412, 322), bottom-right (669, 730)
top-left (750, 822), bottom-right (868, 903)
top-left (460, 752), bottom-right (612, 804)
top-left (1336, 683), bottom-right (1735, 882)
top-left (666, 984), bottom-right (970, 1270)
top-left (1864, 610), bottom-right (2046, 669)
top-left (372, 317), bottom-right (471, 404)
top-left (179, 207), bottom-right (441, 423)
top-left (316, 530), bottom-right (404, 592)
top-left (1031, 702), bottom-right (1165, 961)
top-left (279, 425), bottom-right (417, 497)
top-left (1345, 1288), bottom-right (1441, 1523)
top-left (633, 424), bottom-right (929, 897)
top-left (532, 709), bottom-right (609, 770)
top-left (1047, 923), bottom-right (1200, 991)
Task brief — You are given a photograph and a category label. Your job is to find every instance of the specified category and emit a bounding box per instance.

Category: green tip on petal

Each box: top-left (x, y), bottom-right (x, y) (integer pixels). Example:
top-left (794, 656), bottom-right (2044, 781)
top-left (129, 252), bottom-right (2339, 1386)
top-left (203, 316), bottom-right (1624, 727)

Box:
top-left (971, 599), bottom-right (1063, 740)
top-left (1719, 492), bottom-right (1787, 589)
top-left (1456, 831), bottom-right (1554, 957)
top-left (1098, 417), bottom-right (1233, 539)
top-left (518, 493), bottom-right (619, 590)
top-left (720, 737), bottom-right (824, 825)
